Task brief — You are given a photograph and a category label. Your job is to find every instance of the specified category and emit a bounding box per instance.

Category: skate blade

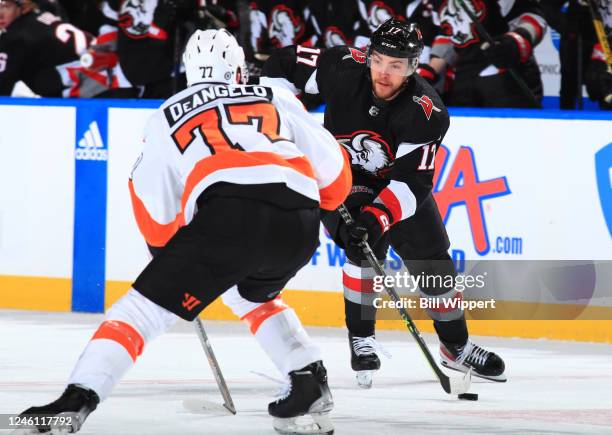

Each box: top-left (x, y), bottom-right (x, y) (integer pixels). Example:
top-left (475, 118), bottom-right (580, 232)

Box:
top-left (441, 360), bottom-right (507, 383)
top-left (356, 370), bottom-right (374, 389)
top-left (273, 412), bottom-right (334, 435)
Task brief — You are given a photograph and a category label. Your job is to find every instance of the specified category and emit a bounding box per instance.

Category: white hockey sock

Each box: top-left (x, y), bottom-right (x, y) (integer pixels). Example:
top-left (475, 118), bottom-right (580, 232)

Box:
top-left (342, 261), bottom-right (378, 306)
top-left (68, 288), bottom-right (179, 401)
top-left (222, 286), bottom-right (321, 375)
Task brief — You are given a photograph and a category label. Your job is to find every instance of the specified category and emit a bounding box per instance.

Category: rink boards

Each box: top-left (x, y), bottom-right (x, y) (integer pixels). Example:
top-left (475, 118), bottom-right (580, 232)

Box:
top-left (0, 97), bottom-right (611, 342)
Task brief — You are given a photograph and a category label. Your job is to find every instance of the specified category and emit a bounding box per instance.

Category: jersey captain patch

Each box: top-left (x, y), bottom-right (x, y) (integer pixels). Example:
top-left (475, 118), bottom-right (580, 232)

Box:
top-left (336, 131), bottom-right (393, 176)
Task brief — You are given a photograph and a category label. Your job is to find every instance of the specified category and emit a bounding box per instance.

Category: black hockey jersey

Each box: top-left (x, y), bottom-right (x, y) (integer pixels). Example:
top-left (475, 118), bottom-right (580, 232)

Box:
top-left (431, 0), bottom-right (547, 74)
top-left (0, 11), bottom-right (113, 96)
top-left (263, 45), bottom-right (449, 222)
top-left (358, 0), bottom-right (439, 50)
top-left (308, 0), bottom-right (369, 48)
top-left (116, 0), bottom-right (183, 86)
top-left (249, 0), bottom-right (316, 53)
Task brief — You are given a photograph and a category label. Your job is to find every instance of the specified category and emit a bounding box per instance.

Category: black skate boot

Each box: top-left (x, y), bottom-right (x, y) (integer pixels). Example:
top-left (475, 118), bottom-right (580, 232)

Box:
top-left (16, 384), bottom-right (99, 434)
top-left (349, 333), bottom-right (389, 388)
top-left (440, 340), bottom-right (506, 382)
top-left (268, 361), bottom-right (334, 435)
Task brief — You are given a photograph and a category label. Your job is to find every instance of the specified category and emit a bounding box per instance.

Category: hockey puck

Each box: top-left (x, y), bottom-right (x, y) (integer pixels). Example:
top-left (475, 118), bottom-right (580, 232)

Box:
top-left (458, 393), bottom-right (478, 401)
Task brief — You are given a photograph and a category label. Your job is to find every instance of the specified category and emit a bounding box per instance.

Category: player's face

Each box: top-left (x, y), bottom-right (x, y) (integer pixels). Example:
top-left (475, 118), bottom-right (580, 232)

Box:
top-left (0, 1), bottom-right (20, 29)
top-left (369, 51), bottom-right (410, 100)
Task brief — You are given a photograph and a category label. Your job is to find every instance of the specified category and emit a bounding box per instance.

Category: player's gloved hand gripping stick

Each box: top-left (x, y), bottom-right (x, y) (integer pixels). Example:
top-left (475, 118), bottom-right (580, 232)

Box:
top-left (338, 204), bottom-right (472, 396)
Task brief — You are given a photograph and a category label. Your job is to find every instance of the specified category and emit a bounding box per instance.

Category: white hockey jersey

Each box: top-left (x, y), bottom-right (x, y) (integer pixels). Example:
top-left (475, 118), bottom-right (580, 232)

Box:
top-left (129, 82), bottom-right (351, 248)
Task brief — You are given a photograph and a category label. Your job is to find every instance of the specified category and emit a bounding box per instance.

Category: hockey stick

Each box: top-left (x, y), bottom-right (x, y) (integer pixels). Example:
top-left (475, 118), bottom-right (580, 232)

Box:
top-left (455, 0), bottom-right (541, 108)
top-left (587, 0), bottom-right (612, 104)
top-left (187, 317), bottom-right (237, 414)
top-left (338, 204), bottom-right (471, 395)
top-left (588, 0), bottom-right (612, 69)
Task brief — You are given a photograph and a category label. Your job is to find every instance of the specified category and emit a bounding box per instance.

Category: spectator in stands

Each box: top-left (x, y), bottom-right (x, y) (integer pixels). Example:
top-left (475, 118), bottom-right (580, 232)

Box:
top-left (425, 0), bottom-right (547, 108)
top-left (0, 0), bottom-right (124, 97)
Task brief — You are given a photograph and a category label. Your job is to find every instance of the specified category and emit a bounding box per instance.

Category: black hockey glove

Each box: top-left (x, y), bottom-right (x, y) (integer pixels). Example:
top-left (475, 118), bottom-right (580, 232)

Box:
top-left (586, 62), bottom-right (612, 109)
top-left (480, 28), bottom-right (533, 68)
top-left (346, 204), bottom-right (392, 260)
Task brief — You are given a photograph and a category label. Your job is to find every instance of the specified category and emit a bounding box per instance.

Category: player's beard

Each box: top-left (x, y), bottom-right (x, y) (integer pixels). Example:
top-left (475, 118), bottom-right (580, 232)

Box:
top-left (372, 79), bottom-right (404, 100)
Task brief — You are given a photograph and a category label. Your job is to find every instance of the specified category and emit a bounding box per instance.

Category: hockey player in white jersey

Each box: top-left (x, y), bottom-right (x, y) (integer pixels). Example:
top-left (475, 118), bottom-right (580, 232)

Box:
top-left (15, 29), bottom-right (351, 435)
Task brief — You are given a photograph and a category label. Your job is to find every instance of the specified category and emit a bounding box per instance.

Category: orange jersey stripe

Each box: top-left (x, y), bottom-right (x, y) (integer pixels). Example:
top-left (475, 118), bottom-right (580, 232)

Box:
top-left (91, 320), bottom-right (144, 362)
top-left (181, 151), bottom-right (316, 213)
top-left (318, 145), bottom-right (352, 211)
top-left (129, 180), bottom-right (184, 248)
top-left (240, 297), bottom-right (290, 334)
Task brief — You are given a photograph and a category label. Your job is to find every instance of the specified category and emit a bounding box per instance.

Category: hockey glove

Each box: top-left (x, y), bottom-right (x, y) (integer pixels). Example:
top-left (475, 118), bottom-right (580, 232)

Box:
top-left (480, 29), bottom-right (533, 68)
top-left (417, 63), bottom-right (439, 85)
top-left (346, 204), bottom-right (392, 260)
top-left (586, 61), bottom-right (612, 109)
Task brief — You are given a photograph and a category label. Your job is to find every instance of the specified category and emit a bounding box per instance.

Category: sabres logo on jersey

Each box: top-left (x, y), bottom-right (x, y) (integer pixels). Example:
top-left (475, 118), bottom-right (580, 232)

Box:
top-left (336, 131), bottom-right (393, 176)
top-left (413, 95), bottom-right (442, 120)
top-left (119, 0), bottom-right (156, 39)
top-left (366, 1), bottom-right (395, 33)
top-left (324, 26), bottom-right (349, 48)
top-left (269, 5), bottom-right (304, 48)
top-left (440, 0), bottom-right (486, 48)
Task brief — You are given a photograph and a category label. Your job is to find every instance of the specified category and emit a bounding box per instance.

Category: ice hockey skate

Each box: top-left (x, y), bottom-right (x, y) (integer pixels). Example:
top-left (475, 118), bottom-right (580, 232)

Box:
top-left (268, 361), bottom-right (334, 435)
top-left (13, 384), bottom-right (99, 434)
top-left (440, 340), bottom-right (507, 382)
top-left (349, 333), bottom-right (392, 388)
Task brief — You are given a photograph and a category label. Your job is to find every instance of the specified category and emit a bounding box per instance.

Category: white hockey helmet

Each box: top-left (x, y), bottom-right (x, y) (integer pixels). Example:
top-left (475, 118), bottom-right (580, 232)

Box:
top-left (183, 29), bottom-right (247, 87)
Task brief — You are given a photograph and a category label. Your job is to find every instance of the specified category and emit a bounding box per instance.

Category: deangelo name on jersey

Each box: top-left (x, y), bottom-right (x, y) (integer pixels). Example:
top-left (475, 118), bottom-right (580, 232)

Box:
top-left (164, 85), bottom-right (274, 128)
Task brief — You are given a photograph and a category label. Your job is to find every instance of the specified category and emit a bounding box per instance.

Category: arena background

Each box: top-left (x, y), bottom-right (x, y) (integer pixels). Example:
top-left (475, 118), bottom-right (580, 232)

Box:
top-left (1, 90), bottom-right (611, 343)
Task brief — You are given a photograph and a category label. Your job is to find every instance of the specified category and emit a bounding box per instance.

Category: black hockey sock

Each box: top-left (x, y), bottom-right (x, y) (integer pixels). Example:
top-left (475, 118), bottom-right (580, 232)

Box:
top-left (344, 298), bottom-right (376, 337)
top-left (434, 316), bottom-right (468, 347)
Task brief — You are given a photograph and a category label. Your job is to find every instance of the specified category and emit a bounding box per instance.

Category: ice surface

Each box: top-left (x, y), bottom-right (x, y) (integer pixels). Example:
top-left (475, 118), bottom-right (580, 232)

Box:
top-left (1, 311), bottom-right (611, 434)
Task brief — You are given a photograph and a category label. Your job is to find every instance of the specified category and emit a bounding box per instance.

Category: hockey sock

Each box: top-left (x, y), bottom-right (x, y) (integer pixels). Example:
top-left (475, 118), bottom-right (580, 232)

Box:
top-left (68, 288), bottom-right (179, 401)
top-left (342, 261), bottom-right (376, 337)
top-left (222, 286), bottom-right (321, 375)
top-left (434, 316), bottom-right (469, 347)
top-left (345, 299), bottom-right (376, 337)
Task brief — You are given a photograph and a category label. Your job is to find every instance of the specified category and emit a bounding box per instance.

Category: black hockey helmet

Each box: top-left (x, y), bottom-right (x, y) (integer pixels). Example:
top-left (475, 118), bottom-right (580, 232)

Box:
top-left (366, 18), bottom-right (424, 76)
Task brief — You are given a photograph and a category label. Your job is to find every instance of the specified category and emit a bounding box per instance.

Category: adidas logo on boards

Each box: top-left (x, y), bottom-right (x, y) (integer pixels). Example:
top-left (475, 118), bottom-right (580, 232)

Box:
top-left (76, 121), bottom-right (108, 161)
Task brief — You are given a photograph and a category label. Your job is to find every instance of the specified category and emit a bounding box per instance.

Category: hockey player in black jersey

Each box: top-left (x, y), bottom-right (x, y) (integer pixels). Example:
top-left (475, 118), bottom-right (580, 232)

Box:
top-left (428, 0), bottom-right (547, 108)
top-left (0, 0), bottom-right (120, 96)
top-left (263, 18), bottom-right (506, 387)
